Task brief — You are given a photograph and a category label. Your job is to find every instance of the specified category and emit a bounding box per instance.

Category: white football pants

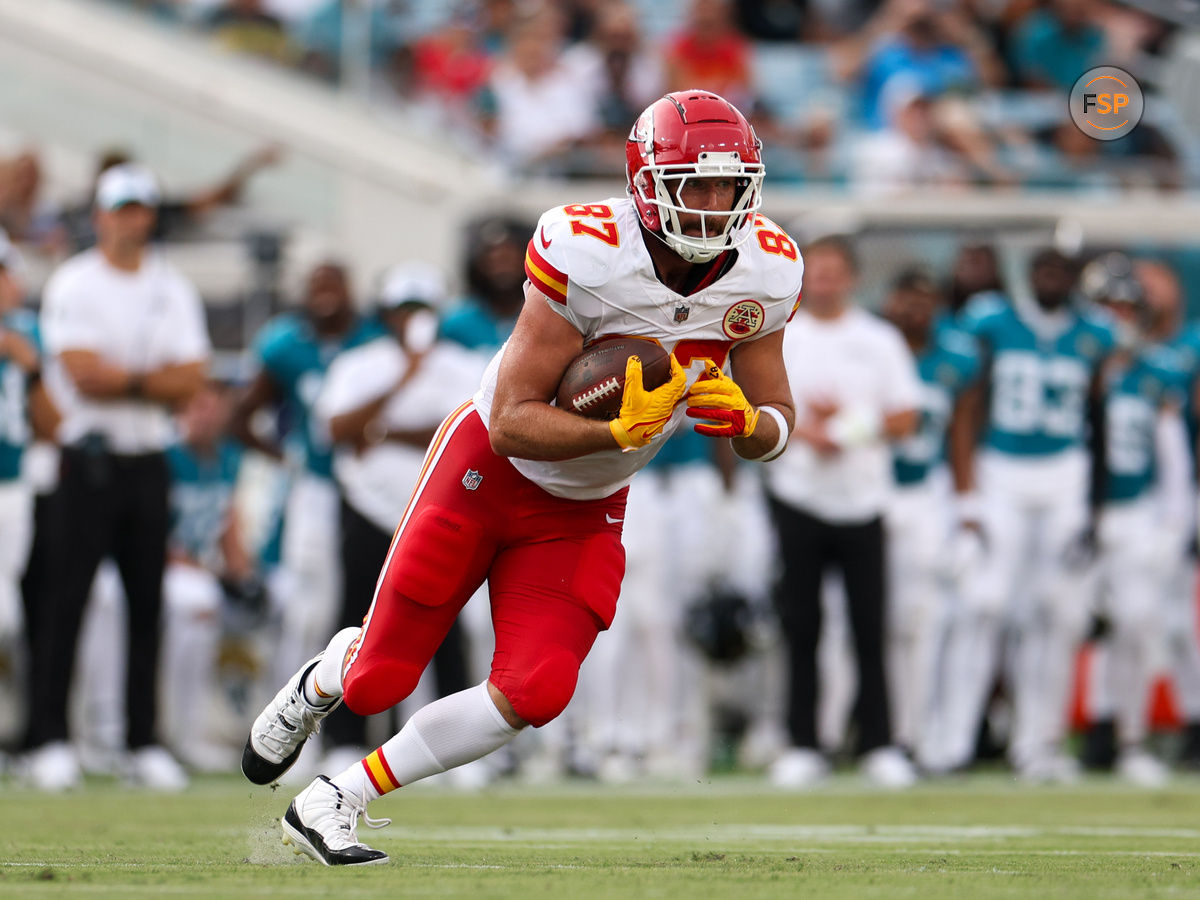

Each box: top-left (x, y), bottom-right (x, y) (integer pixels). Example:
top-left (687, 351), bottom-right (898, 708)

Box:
top-left (942, 449), bottom-right (1091, 770)
top-left (885, 474), bottom-right (954, 769)
top-left (272, 473), bottom-right (341, 687)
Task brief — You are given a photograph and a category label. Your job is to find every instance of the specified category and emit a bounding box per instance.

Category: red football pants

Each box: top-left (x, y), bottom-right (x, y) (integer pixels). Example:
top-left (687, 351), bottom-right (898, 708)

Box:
top-left (342, 402), bottom-right (628, 727)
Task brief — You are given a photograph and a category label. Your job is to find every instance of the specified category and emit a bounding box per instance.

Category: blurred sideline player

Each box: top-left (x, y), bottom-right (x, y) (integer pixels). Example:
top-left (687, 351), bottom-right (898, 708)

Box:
top-left (241, 89), bottom-right (801, 865)
top-left (1078, 253), bottom-right (1188, 786)
top-left (314, 262), bottom-right (487, 779)
top-left (231, 262), bottom-right (381, 700)
top-left (880, 268), bottom-right (979, 772)
top-left (0, 230), bottom-right (41, 743)
top-left (585, 428), bottom-right (776, 781)
top-left (945, 249), bottom-right (1116, 781)
top-left (160, 380), bottom-right (254, 771)
top-left (1137, 259), bottom-right (1200, 765)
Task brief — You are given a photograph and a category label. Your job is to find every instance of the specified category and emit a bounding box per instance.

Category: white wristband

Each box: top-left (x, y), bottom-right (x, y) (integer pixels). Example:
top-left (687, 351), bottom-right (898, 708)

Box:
top-left (955, 491), bottom-right (983, 522)
top-left (747, 405), bottom-right (789, 461)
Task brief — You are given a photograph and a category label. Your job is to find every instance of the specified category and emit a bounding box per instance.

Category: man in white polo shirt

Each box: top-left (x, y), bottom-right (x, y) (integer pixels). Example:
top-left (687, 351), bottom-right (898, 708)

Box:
top-left (26, 163), bottom-right (211, 791)
top-left (765, 234), bottom-right (921, 789)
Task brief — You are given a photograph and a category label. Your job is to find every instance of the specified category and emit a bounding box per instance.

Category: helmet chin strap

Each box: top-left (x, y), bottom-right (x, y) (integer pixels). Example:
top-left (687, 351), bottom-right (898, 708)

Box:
top-left (666, 233), bottom-right (722, 263)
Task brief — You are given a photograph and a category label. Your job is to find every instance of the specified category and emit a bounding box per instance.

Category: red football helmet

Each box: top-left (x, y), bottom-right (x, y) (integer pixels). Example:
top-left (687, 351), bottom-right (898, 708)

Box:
top-left (626, 90), bottom-right (765, 263)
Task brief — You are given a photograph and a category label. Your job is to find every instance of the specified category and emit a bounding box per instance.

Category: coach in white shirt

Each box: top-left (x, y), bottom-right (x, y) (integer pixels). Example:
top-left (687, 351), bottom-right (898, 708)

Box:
top-left (765, 235), bottom-right (921, 789)
top-left (27, 164), bottom-right (210, 792)
top-left (313, 262), bottom-right (486, 770)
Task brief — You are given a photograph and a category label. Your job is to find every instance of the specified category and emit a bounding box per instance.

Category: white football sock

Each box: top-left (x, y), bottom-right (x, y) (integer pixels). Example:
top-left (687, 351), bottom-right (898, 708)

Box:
top-left (303, 627), bottom-right (360, 706)
top-left (332, 680), bottom-right (520, 801)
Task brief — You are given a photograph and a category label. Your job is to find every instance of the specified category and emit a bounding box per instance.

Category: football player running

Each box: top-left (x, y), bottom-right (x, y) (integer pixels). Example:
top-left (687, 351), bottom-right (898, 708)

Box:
top-left (240, 90), bottom-right (801, 865)
top-left (944, 249), bottom-right (1117, 781)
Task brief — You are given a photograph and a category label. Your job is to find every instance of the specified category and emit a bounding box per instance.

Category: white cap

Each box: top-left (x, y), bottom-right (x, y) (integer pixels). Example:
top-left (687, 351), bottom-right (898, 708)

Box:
top-left (378, 261), bottom-right (447, 310)
top-left (94, 163), bottom-right (160, 211)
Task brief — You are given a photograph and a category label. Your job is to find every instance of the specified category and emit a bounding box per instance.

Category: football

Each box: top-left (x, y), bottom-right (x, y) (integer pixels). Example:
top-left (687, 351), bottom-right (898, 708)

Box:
top-left (555, 337), bottom-right (671, 421)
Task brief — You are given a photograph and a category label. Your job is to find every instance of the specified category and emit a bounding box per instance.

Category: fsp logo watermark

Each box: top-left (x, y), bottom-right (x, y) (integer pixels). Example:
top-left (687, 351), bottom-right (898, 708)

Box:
top-left (1069, 66), bottom-right (1144, 141)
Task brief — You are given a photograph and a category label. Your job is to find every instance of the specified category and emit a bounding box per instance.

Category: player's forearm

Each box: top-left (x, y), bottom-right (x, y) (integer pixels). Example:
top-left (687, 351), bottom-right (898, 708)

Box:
top-left (731, 401), bottom-right (794, 461)
top-left (137, 360), bottom-right (207, 407)
top-left (488, 400), bottom-right (621, 461)
top-left (328, 393), bottom-right (391, 444)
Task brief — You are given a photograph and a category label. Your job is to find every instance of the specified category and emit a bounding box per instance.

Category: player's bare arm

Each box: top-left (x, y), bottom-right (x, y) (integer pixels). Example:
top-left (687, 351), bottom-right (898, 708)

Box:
top-left (948, 379), bottom-right (984, 497)
top-left (882, 407), bottom-right (919, 440)
top-left (230, 370), bottom-right (286, 461)
top-left (488, 282), bottom-right (621, 461)
top-left (723, 329), bottom-right (795, 460)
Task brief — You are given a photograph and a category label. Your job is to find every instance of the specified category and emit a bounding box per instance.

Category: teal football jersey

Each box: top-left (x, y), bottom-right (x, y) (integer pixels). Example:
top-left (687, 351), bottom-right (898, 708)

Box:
top-left (1104, 346), bottom-right (1186, 502)
top-left (167, 438), bottom-right (242, 566)
top-left (959, 293), bottom-right (1116, 456)
top-left (0, 310), bottom-right (40, 481)
top-left (893, 327), bottom-right (980, 485)
top-left (1165, 321), bottom-right (1200, 453)
top-left (252, 313), bottom-right (383, 478)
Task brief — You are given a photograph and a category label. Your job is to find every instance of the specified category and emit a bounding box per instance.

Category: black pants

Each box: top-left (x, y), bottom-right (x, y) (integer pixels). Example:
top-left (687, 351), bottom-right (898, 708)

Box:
top-left (768, 497), bottom-right (892, 756)
top-left (322, 497), bottom-right (469, 748)
top-left (26, 446), bottom-right (169, 750)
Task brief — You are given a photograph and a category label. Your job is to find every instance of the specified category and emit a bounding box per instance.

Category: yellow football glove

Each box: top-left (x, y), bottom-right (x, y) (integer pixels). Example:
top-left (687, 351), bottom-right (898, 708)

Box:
top-left (685, 362), bottom-right (760, 438)
top-left (609, 353), bottom-right (688, 451)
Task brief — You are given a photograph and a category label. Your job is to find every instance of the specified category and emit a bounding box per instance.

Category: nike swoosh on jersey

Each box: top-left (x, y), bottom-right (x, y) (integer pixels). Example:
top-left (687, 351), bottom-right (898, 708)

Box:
top-left (605, 514), bottom-right (623, 524)
top-left (540, 227), bottom-right (552, 250)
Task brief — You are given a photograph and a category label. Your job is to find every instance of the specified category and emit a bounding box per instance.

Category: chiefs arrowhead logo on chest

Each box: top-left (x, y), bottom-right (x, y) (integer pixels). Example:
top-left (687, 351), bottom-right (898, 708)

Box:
top-left (722, 300), bottom-right (765, 339)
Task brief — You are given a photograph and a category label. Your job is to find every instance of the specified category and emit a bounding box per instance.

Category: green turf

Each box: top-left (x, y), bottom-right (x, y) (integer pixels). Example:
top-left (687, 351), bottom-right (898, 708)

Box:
top-left (1, 773), bottom-right (1198, 898)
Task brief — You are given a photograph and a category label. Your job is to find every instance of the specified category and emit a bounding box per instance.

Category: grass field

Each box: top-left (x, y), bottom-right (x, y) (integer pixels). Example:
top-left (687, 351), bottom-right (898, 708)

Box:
top-left (2, 773), bottom-right (1199, 898)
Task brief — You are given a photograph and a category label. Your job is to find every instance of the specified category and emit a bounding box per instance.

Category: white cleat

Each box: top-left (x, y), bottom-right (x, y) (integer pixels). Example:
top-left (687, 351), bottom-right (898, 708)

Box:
top-left (768, 747), bottom-right (831, 789)
top-left (860, 746), bottom-right (918, 790)
top-left (127, 745), bottom-right (189, 792)
top-left (281, 775), bottom-right (390, 866)
top-left (25, 741), bottom-right (82, 792)
top-left (242, 655), bottom-right (339, 785)
top-left (1116, 750), bottom-right (1170, 788)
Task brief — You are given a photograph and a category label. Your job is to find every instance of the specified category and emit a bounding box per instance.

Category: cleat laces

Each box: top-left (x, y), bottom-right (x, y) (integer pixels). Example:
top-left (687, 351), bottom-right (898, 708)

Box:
top-left (260, 693), bottom-right (327, 758)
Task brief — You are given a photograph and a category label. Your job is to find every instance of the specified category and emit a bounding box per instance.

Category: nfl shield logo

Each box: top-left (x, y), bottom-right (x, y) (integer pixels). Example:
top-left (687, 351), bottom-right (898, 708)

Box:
top-left (674, 304), bottom-right (690, 323)
top-left (462, 469), bottom-right (483, 491)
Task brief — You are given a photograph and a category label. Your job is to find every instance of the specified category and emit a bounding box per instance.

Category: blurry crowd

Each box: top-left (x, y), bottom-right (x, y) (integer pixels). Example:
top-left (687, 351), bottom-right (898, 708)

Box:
top-left (95, 0), bottom-right (1192, 190)
top-left (1, 156), bottom-right (1200, 793)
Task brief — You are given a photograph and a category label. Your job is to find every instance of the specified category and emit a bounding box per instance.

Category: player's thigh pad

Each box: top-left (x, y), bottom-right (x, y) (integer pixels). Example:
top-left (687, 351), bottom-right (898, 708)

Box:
top-left (488, 533), bottom-right (625, 727)
top-left (343, 505), bottom-right (492, 715)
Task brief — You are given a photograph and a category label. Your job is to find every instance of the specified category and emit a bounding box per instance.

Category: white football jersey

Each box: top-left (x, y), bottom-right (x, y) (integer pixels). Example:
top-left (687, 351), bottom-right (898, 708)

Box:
top-left (474, 197), bottom-right (803, 500)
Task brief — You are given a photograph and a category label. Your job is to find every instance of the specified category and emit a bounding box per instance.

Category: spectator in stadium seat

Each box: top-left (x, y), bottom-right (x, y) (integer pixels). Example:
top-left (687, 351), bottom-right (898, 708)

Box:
top-left (1009, 0), bottom-right (1106, 92)
top-left (1029, 118), bottom-right (1182, 193)
top-left (663, 0), bottom-right (756, 112)
top-left (832, 0), bottom-right (1004, 129)
top-left (476, 11), bottom-right (597, 173)
top-left (440, 215), bottom-right (533, 354)
top-left (206, 0), bottom-right (300, 65)
top-left (294, 0), bottom-right (410, 88)
top-left (562, 2), bottom-right (665, 175)
top-left (410, 5), bottom-right (494, 126)
top-left (849, 74), bottom-right (970, 195)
